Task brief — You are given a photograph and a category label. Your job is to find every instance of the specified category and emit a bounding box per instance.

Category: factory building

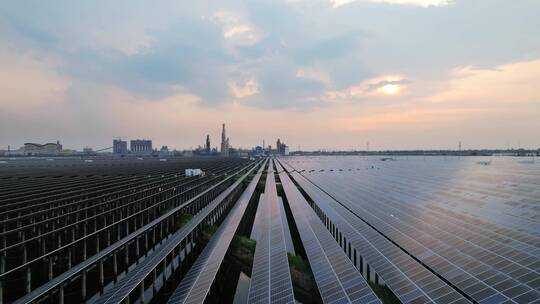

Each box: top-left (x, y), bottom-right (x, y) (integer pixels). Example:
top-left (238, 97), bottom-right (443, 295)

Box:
top-left (113, 139), bottom-right (128, 155)
top-left (276, 139), bottom-right (289, 155)
top-left (9, 141), bottom-right (68, 156)
top-left (21, 141), bottom-right (62, 153)
top-left (220, 124), bottom-right (230, 157)
top-left (130, 139), bottom-right (153, 154)
top-left (205, 135), bottom-right (211, 153)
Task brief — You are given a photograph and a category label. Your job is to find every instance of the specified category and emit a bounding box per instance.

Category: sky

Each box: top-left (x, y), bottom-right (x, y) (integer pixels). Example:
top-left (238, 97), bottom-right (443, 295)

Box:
top-left (1, 0), bottom-right (539, 151)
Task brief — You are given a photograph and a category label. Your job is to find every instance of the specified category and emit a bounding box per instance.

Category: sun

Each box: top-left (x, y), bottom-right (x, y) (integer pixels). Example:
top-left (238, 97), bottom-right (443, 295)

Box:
top-left (379, 84), bottom-right (400, 95)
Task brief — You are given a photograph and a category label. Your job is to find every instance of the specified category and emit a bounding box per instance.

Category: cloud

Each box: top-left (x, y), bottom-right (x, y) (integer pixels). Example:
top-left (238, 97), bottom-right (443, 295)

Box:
top-left (328, 58), bottom-right (540, 149)
top-left (365, 78), bottom-right (413, 92)
top-left (324, 75), bottom-right (412, 101)
top-left (228, 79), bottom-right (259, 98)
top-left (290, 32), bottom-right (364, 65)
top-left (428, 59), bottom-right (540, 104)
top-left (242, 57), bottom-right (328, 109)
top-left (296, 67), bottom-right (331, 84)
top-left (367, 0), bottom-right (451, 7)
top-left (1, 0), bottom-right (539, 149)
top-left (211, 11), bottom-right (261, 45)
top-left (4, 0), bottom-right (537, 110)
top-left (332, 0), bottom-right (451, 8)
top-left (0, 47), bottom-right (67, 112)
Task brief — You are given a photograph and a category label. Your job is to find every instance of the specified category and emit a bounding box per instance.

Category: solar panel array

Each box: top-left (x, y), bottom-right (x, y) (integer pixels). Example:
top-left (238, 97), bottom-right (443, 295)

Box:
top-left (283, 156), bottom-right (540, 304)
top-left (7, 159), bottom-right (251, 304)
top-left (4, 154), bottom-right (538, 304)
top-left (167, 159), bottom-right (267, 304)
top-left (275, 160), bottom-right (381, 304)
top-left (91, 161), bottom-right (262, 304)
top-left (289, 170), bottom-right (459, 303)
top-left (247, 160), bottom-right (295, 304)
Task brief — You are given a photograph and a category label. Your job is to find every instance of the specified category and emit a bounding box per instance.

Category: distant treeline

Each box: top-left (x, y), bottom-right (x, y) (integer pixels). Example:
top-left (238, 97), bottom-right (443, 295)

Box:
top-left (289, 149), bottom-right (540, 157)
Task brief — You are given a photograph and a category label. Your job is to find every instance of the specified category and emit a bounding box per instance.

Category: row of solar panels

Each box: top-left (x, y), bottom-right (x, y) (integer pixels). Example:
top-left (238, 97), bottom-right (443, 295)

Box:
top-left (166, 158), bottom-right (385, 303)
top-left (247, 160), bottom-right (295, 304)
top-left (284, 156), bottom-right (540, 304)
top-left (11, 162), bottom-right (254, 304)
top-left (91, 162), bottom-right (261, 304)
top-left (305, 166), bottom-right (539, 303)
top-left (167, 159), bottom-right (268, 304)
top-left (275, 160), bottom-right (381, 304)
top-left (285, 169), bottom-right (462, 303)
top-left (94, 155), bottom-right (540, 304)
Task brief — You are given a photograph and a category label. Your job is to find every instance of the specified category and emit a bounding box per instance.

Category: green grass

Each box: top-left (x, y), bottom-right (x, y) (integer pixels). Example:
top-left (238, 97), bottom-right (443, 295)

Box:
top-left (174, 212), bottom-right (193, 229)
top-left (287, 253), bottom-right (311, 274)
top-left (368, 282), bottom-right (401, 304)
top-left (202, 223), bottom-right (218, 236)
top-left (232, 235), bottom-right (257, 254)
top-left (159, 207), bottom-right (172, 216)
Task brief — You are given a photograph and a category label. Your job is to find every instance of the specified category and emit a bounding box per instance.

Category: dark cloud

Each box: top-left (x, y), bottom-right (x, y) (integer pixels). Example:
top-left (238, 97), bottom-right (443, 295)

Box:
top-left (291, 32), bottom-right (364, 65)
top-left (1, 0), bottom-right (539, 110)
top-left (245, 59), bottom-right (327, 109)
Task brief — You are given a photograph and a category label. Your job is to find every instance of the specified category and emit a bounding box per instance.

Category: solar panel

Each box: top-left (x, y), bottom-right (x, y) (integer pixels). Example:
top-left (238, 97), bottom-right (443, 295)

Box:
top-left (250, 193), bottom-right (265, 241)
top-left (91, 163), bottom-right (261, 304)
top-left (247, 159), bottom-right (295, 304)
top-left (281, 156), bottom-right (540, 304)
top-left (305, 167), bottom-right (539, 303)
top-left (167, 160), bottom-right (267, 304)
top-left (286, 169), bottom-right (469, 304)
top-left (12, 162), bottom-right (253, 304)
top-left (275, 160), bottom-right (381, 304)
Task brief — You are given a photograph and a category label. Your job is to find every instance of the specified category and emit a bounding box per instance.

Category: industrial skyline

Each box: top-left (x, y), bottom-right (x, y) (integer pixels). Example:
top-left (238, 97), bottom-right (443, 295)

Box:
top-left (1, 121), bottom-right (301, 157)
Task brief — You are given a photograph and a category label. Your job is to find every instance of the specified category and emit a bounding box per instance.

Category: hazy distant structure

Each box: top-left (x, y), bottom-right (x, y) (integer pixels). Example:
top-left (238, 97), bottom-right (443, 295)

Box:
top-left (130, 139), bottom-right (152, 154)
top-left (20, 141), bottom-right (63, 153)
top-left (220, 123), bottom-right (230, 156)
top-left (194, 134), bottom-right (219, 156)
top-left (276, 139), bottom-right (289, 155)
top-left (5, 140), bottom-right (70, 156)
top-left (205, 135), bottom-right (211, 153)
top-left (113, 139), bottom-right (128, 155)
